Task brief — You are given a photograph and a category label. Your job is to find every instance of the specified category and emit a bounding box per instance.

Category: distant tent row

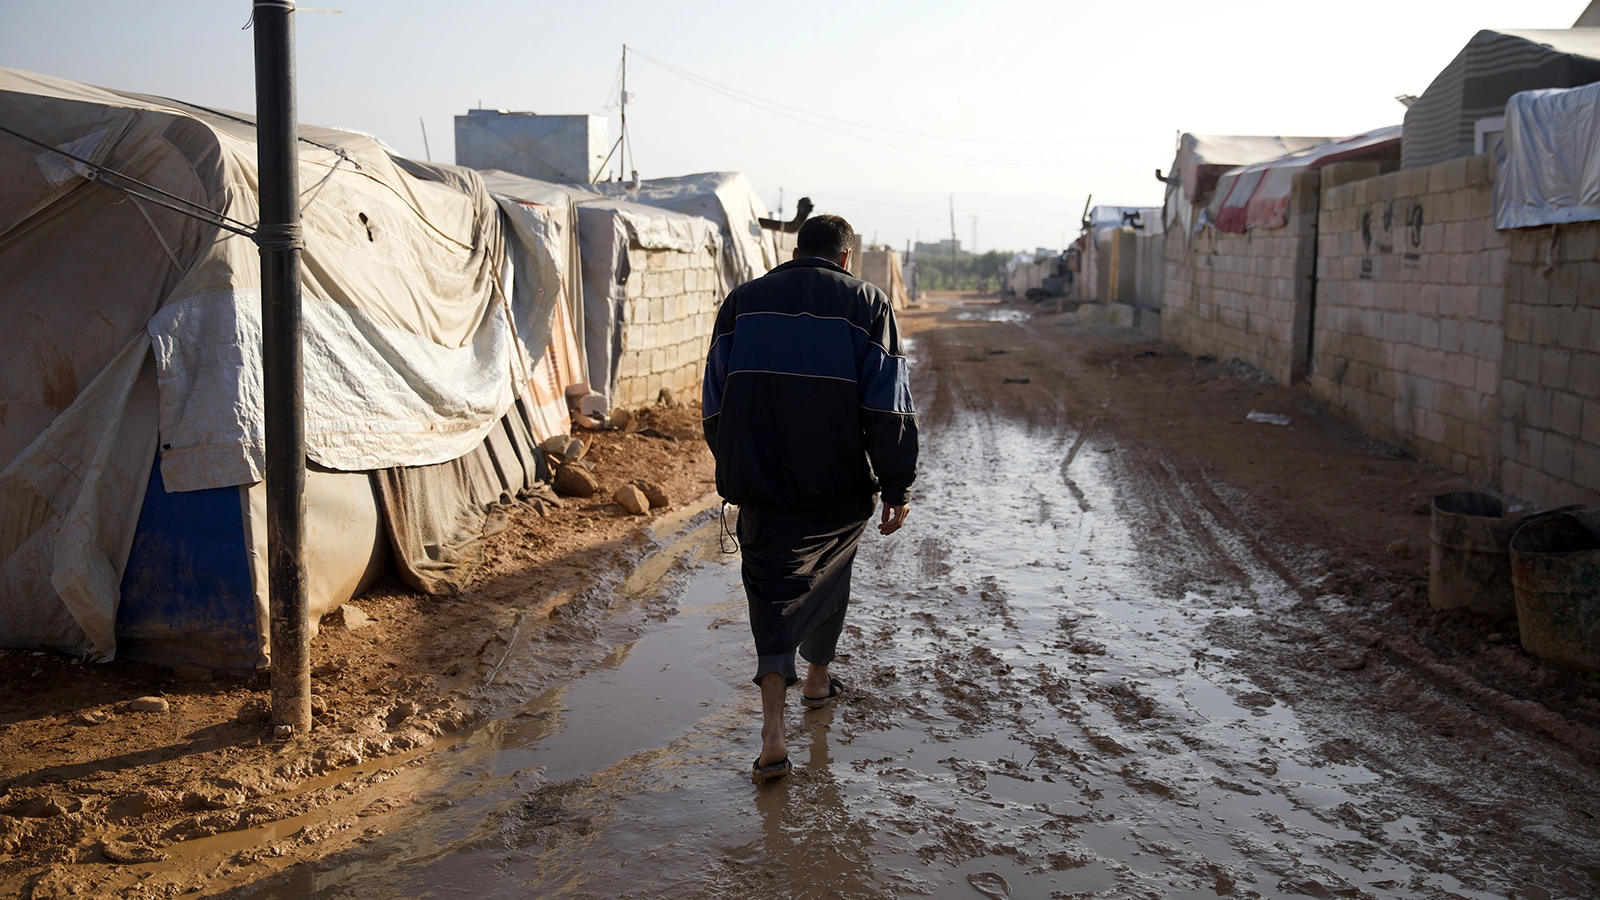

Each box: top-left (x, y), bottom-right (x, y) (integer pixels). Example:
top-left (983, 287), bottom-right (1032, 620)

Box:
top-left (0, 67), bottom-right (770, 668)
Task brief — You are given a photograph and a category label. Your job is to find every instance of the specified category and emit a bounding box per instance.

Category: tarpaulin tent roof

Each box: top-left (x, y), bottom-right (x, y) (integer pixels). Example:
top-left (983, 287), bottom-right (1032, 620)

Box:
top-left (594, 172), bottom-right (775, 288)
top-left (1208, 126), bottom-right (1401, 233)
top-left (1495, 81), bottom-right (1600, 229)
top-left (477, 170), bottom-right (591, 441)
top-left (1088, 205), bottom-right (1161, 232)
top-left (1403, 29), bottom-right (1600, 170)
top-left (1170, 134), bottom-right (1334, 209)
top-left (0, 66), bottom-right (542, 661)
top-left (474, 171), bottom-right (723, 403)
top-left (573, 197), bottom-right (720, 404)
top-left (480, 169), bottom-right (590, 380)
top-left (1163, 133), bottom-right (1334, 234)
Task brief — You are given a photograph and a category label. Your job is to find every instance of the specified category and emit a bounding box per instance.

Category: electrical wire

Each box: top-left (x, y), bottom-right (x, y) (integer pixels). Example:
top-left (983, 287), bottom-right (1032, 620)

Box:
top-left (0, 122), bottom-right (260, 238)
top-left (630, 48), bottom-right (1163, 152)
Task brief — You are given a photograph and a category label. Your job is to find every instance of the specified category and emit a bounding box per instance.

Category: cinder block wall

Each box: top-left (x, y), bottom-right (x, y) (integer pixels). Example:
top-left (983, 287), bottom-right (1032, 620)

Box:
top-left (613, 245), bottom-right (721, 408)
top-left (1160, 173), bottom-right (1320, 384)
top-left (1160, 229), bottom-right (1193, 333)
top-left (1500, 223), bottom-right (1600, 507)
top-left (1311, 154), bottom-right (1507, 479)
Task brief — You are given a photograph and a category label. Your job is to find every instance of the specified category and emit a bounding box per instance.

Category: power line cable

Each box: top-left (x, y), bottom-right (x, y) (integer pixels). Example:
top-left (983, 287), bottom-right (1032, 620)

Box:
top-left (628, 51), bottom-right (1154, 168)
top-left (630, 48), bottom-right (1155, 148)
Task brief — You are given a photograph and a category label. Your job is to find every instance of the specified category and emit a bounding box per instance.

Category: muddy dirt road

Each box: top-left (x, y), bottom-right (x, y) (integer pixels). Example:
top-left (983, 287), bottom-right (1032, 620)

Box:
top-left (211, 298), bottom-right (1600, 899)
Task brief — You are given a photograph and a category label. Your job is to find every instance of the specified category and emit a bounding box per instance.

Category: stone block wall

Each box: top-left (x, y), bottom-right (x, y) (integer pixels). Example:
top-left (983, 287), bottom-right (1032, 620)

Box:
top-left (612, 245), bottom-right (722, 408)
top-left (1310, 154), bottom-right (1506, 479)
top-left (1160, 172), bottom-right (1320, 385)
top-left (1500, 223), bottom-right (1600, 507)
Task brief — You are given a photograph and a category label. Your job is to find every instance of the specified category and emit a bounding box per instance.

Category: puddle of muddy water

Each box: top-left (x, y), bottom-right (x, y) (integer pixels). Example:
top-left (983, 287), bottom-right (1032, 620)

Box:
top-left (227, 395), bottom-right (1599, 899)
top-left (954, 308), bottom-right (1030, 324)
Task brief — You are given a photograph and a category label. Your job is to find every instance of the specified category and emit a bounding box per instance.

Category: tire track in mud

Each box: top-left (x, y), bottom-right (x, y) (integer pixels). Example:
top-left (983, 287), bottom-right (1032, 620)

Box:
top-left (1059, 423), bottom-right (1094, 513)
top-left (931, 314), bottom-right (1600, 760)
top-left (916, 308), bottom-right (1600, 897)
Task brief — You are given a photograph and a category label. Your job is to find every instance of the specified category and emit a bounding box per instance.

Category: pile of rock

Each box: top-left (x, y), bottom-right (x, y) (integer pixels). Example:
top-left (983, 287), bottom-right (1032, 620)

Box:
top-left (615, 480), bottom-right (670, 515)
top-left (539, 433), bottom-right (672, 517)
top-left (542, 434), bottom-right (598, 498)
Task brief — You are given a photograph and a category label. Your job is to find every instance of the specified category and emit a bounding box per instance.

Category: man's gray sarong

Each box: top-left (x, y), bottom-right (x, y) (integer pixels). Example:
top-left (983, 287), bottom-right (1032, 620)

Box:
top-left (738, 496), bottom-right (875, 685)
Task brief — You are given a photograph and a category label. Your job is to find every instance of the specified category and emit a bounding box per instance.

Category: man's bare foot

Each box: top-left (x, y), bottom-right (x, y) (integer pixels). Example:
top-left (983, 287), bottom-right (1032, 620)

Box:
top-left (801, 662), bottom-right (832, 701)
top-left (757, 671), bottom-right (787, 767)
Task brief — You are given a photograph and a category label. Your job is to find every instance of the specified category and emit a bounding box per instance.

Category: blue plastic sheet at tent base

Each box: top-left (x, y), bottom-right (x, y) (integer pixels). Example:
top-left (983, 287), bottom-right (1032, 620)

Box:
top-left (115, 459), bottom-right (261, 671)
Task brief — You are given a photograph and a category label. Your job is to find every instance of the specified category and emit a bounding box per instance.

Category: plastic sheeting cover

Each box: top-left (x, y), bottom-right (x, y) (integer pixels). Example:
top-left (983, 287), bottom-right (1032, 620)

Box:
top-left (480, 169), bottom-right (592, 378)
top-left (594, 172), bottom-right (775, 288)
top-left (1163, 133), bottom-right (1334, 235)
top-left (1207, 126), bottom-right (1400, 234)
top-left (1495, 82), bottom-right (1600, 230)
top-left (0, 67), bottom-right (525, 657)
top-left (574, 198), bottom-right (720, 402)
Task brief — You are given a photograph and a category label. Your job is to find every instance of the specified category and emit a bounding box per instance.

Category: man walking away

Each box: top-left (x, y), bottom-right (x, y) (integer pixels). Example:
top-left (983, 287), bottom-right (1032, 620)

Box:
top-left (702, 214), bottom-right (919, 783)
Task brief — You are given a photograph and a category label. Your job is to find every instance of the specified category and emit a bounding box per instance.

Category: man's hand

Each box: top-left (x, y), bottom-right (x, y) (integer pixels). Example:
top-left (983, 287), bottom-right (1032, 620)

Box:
top-left (878, 503), bottom-right (909, 535)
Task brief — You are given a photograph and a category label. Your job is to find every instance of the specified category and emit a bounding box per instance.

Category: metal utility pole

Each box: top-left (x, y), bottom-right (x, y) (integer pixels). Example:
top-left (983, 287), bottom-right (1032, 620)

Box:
top-left (970, 215), bottom-right (978, 255)
top-left (419, 117), bottom-right (431, 161)
top-left (948, 194), bottom-right (957, 290)
top-left (252, 0), bottom-right (311, 736)
top-left (619, 44), bottom-right (629, 181)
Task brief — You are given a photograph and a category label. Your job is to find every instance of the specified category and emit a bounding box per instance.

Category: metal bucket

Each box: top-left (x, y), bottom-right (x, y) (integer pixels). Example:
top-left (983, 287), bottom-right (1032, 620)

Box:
top-left (1429, 492), bottom-right (1520, 616)
top-left (1510, 509), bottom-right (1600, 671)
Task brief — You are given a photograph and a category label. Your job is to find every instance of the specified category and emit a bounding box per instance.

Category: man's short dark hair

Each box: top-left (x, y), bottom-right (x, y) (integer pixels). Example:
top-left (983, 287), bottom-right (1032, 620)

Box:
top-left (796, 214), bottom-right (854, 260)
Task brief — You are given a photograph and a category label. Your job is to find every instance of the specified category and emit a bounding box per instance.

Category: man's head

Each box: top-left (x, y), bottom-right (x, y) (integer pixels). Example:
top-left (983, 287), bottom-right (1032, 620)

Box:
top-left (794, 214), bottom-right (854, 267)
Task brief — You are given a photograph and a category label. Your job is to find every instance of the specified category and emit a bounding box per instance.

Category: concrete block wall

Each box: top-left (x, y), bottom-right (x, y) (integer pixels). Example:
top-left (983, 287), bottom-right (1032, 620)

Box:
top-left (1310, 154), bottom-right (1506, 479)
top-left (1500, 223), bottom-right (1600, 507)
top-left (1160, 172), bottom-right (1320, 384)
top-left (613, 245), bottom-right (722, 408)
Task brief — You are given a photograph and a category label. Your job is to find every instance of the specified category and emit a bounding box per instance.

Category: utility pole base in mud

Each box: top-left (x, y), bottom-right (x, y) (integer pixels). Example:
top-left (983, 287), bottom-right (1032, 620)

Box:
top-left (253, 0), bottom-right (312, 735)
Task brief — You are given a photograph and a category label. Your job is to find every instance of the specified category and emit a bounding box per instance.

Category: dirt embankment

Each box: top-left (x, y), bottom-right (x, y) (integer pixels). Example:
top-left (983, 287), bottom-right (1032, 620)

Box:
top-left (0, 404), bottom-right (714, 899)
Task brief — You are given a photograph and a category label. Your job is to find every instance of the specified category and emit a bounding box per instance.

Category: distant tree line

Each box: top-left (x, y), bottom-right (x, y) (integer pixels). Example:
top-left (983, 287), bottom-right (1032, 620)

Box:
top-left (911, 250), bottom-right (1016, 292)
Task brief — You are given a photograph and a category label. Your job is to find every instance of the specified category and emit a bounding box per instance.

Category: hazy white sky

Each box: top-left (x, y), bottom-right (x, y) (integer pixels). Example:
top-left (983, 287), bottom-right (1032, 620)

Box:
top-left (0, 1), bottom-right (1591, 251)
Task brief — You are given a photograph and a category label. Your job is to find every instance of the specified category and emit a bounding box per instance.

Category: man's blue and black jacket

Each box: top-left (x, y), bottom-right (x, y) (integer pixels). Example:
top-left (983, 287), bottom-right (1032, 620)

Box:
top-left (702, 256), bottom-right (918, 509)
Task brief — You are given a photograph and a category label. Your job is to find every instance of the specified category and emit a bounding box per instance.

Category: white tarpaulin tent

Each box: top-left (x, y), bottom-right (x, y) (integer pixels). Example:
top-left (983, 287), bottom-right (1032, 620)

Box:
top-left (1163, 134), bottom-right (1334, 236)
top-left (479, 170), bottom-right (591, 440)
top-left (1495, 81), bottom-right (1600, 230)
top-left (574, 197), bottom-right (721, 404)
top-left (471, 170), bottom-right (722, 406)
top-left (594, 171), bottom-right (775, 288)
top-left (0, 67), bottom-right (553, 664)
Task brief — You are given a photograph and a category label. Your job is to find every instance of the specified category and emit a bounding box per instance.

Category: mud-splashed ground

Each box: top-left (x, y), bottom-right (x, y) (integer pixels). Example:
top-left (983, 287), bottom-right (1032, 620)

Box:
top-left (210, 298), bottom-right (1600, 900)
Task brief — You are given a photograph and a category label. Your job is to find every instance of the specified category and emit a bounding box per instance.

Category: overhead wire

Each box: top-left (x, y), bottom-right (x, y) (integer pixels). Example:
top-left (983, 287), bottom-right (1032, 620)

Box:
top-left (629, 53), bottom-right (1137, 169)
top-left (629, 48), bottom-right (1158, 149)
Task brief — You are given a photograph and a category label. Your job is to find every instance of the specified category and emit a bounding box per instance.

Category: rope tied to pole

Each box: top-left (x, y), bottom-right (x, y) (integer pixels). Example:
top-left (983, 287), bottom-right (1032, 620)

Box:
top-left (252, 222), bottom-right (304, 252)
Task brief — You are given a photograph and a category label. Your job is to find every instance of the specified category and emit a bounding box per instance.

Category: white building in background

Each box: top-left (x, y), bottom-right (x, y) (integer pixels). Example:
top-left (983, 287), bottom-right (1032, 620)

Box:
top-left (454, 111), bottom-right (609, 184)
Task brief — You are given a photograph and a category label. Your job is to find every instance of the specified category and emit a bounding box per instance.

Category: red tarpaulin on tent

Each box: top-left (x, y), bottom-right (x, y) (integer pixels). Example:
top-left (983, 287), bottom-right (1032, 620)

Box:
top-left (1210, 126), bottom-right (1402, 233)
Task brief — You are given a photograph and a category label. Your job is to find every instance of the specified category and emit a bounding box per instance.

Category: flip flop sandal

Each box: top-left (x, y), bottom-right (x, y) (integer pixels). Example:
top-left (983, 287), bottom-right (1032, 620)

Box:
top-left (751, 756), bottom-right (791, 783)
top-left (800, 677), bottom-right (845, 709)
